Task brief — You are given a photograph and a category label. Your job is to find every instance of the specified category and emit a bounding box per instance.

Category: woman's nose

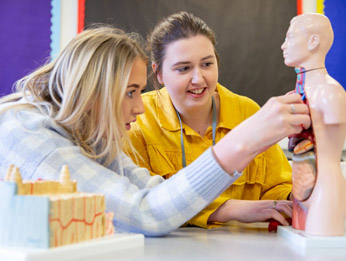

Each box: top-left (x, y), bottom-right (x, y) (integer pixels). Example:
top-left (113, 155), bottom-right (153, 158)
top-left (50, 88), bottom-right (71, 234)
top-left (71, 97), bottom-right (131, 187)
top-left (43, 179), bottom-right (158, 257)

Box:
top-left (134, 96), bottom-right (145, 115)
top-left (191, 68), bottom-right (203, 84)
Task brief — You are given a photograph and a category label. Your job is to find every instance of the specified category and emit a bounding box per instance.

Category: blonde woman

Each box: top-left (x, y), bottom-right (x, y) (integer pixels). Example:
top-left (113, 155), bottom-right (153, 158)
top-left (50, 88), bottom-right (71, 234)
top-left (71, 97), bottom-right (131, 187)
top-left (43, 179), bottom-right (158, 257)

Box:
top-left (0, 26), bottom-right (310, 236)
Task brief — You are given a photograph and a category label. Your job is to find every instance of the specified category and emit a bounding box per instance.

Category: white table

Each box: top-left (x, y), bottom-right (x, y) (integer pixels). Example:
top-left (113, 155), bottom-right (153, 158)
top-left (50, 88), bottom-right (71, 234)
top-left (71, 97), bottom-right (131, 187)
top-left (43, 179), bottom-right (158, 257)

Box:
top-left (3, 221), bottom-right (346, 261)
top-left (91, 222), bottom-right (346, 261)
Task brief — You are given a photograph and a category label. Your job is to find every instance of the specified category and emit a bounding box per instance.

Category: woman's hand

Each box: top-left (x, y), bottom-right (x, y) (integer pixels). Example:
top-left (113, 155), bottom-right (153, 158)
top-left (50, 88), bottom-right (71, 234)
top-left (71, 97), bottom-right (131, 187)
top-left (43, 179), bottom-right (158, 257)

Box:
top-left (244, 93), bottom-right (311, 154)
top-left (208, 199), bottom-right (293, 226)
top-left (213, 93), bottom-right (311, 175)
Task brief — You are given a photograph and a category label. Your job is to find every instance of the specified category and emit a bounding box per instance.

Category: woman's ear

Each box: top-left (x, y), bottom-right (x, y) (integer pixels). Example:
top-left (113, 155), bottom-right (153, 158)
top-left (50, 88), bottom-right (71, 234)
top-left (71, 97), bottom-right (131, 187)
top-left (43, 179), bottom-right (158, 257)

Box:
top-left (152, 62), bottom-right (163, 84)
top-left (308, 34), bottom-right (320, 51)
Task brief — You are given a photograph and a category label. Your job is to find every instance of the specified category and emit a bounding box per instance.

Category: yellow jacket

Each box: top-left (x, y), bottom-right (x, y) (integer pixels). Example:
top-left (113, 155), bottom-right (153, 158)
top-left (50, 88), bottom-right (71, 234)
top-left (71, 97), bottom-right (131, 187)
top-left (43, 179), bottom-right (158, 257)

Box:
top-left (126, 83), bottom-right (292, 228)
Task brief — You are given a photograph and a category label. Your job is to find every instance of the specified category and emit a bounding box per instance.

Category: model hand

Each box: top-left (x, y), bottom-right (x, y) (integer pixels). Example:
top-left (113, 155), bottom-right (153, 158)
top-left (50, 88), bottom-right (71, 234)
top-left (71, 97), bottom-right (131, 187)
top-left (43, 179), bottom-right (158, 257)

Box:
top-left (208, 199), bottom-right (293, 226)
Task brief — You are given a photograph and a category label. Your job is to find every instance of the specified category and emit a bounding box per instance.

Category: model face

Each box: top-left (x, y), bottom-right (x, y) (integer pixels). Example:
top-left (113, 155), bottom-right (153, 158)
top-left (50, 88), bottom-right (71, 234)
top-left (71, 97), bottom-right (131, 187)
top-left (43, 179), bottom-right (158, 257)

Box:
top-left (281, 21), bottom-right (310, 68)
top-left (157, 35), bottom-right (218, 114)
top-left (122, 57), bottom-right (147, 131)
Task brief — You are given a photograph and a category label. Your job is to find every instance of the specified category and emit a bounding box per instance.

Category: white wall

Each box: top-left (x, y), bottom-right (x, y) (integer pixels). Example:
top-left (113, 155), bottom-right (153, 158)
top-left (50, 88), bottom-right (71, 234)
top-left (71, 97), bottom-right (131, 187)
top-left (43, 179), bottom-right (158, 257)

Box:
top-left (50, 0), bottom-right (78, 58)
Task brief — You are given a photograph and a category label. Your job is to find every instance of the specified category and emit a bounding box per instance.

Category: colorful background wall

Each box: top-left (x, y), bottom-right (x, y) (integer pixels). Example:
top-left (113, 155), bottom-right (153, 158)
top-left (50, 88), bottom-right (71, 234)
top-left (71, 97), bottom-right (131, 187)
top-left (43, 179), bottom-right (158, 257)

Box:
top-left (0, 0), bottom-right (84, 97)
top-left (0, 0), bottom-right (345, 106)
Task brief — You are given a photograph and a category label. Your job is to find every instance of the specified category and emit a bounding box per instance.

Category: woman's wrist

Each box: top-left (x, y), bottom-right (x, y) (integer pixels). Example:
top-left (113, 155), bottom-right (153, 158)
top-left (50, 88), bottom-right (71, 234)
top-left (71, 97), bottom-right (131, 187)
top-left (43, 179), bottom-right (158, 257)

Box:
top-left (211, 147), bottom-right (243, 177)
top-left (213, 133), bottom-right (255, 175)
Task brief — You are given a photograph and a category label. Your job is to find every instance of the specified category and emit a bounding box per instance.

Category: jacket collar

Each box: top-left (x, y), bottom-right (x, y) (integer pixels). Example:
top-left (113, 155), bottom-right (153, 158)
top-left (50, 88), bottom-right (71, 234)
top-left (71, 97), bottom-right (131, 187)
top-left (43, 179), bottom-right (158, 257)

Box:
top-left (157, 83), bottom-right (243, 132)
top-left (157, 88), bottom-right (181, 131)
top-left (217, 83), bottom-right (245, 130)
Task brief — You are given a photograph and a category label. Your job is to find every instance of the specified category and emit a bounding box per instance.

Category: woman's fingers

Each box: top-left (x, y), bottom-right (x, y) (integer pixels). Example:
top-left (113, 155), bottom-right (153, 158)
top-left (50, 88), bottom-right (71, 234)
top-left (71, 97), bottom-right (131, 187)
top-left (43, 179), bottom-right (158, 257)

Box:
top-left (273, 200), bottom-right (293, 218)
top-left (287, 103), bottom-right (309, 115)
top-left (273, 93), bottom-right (300, 104)
top-left (286, 99), bottom-right (311, 130)
top-left (285, 90), bottom-right (296, 95)
top-left (277, 93), bottom-right (304, 104)
top-left (221, 93), bottom-right (312, 163)
top-left (254, 95), bottom-right (311, 147)
top-left (267, 200), bottom-right (293, 226)
top-left (269, 210), bottom-right (290, 226)
top-left (292, 114), bottom-right (311, 131)
top-left (273, 94), bottom-right (312, 134)
top-left (280, 94), bottom-right (311, 130)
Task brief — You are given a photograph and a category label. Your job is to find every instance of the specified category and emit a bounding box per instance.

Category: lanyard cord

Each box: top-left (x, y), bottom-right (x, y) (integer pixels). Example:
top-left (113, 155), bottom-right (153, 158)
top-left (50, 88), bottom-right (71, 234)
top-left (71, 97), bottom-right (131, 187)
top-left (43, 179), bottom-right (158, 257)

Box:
top-left (175, 96), bottom-right (217, 168)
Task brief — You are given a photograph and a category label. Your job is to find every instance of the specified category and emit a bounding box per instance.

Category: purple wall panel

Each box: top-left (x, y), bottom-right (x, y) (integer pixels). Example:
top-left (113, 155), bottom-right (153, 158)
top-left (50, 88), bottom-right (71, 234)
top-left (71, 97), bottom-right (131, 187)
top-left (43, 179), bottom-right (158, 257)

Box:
top-left (325, 1), bottom-right (346, 90)
top-left (0, 0), bottom-right (51, 96)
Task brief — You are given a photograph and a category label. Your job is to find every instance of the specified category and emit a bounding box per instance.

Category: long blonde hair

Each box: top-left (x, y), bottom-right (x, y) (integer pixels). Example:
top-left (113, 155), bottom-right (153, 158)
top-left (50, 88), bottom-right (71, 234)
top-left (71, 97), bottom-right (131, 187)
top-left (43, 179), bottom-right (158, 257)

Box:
top-left (0, 26), bottom-right (148, 166)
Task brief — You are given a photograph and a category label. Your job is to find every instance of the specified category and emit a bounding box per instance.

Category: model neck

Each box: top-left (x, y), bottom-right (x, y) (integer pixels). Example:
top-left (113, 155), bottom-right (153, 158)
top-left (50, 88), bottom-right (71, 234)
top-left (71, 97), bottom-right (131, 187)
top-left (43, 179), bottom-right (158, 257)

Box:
top-left (295, 67), bottom-right (326, 74)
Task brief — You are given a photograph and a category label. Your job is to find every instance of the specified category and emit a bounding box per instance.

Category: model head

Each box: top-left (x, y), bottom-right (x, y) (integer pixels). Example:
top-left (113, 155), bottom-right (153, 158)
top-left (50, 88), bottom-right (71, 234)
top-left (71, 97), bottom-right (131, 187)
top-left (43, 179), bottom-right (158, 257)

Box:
top-left (281, 13), bottom-right (333, 68)
top-left (14, 26), bottom-right (148, 165)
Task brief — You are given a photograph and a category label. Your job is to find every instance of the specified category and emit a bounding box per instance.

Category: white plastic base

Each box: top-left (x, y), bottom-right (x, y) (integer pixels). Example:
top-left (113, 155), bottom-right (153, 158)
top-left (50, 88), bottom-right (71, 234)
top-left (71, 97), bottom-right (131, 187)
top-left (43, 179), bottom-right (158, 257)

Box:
top-left (277, 226), bottom-right (346, 248)
top-left (0, 233), bottom-right (144, 261)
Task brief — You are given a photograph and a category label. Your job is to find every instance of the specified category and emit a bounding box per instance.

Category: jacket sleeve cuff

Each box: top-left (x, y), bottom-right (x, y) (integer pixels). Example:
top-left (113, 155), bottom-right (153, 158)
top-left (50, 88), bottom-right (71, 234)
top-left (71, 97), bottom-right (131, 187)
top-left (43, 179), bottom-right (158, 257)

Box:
top-left (187, 197), bottom-right (229, 228)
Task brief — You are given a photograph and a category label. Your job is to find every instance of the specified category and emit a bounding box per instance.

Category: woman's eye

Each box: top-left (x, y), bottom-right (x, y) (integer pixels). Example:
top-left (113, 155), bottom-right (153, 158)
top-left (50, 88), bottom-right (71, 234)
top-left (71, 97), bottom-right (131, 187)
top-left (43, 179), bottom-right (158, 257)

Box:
top-left (203, 62), bottom-right (213, 67)
top-left (177, 66), bottom-right (189, 72)
top-left (127, 90), bottom-right (135, 98)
